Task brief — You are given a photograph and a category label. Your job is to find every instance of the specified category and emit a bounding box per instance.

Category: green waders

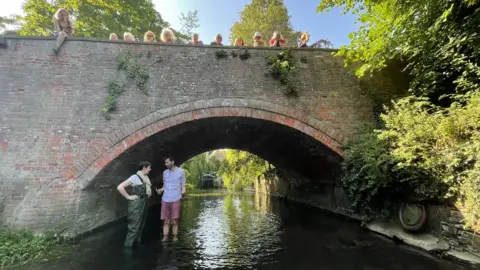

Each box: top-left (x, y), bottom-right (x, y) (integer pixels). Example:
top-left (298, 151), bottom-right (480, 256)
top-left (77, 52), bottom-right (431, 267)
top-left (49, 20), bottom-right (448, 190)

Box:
top-left (124, 177), bottom-right (149, 247)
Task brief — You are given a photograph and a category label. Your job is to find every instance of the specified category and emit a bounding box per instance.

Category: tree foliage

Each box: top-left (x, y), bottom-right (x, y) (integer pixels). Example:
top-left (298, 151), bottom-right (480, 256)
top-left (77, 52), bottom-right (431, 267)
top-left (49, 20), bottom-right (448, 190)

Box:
top-left (218, 150), bottom-right (272, 191)
top-left (17, 0), bottom-right (170, 39)
top-left (230, 0), bottom-right (297, 46)
top-left (181, 152), bottom-right (221, 189)
top-left (320, 0), bottom-right (480, 231)
top-left (318, 0), bottom-right (480, 105)
top-left (0, 16), bottom-right (18, 30)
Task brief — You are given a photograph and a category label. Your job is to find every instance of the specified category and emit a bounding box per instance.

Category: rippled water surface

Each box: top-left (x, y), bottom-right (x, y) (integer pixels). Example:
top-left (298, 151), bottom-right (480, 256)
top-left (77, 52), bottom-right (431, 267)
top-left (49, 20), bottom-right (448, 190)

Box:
top-left (21, 193), bottom-right (474, 270)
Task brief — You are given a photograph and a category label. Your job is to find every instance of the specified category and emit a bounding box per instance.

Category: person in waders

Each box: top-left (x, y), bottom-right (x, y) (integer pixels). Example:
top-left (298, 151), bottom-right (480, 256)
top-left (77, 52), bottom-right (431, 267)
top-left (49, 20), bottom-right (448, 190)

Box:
top-left (117, 161), bottom-right (153, 248)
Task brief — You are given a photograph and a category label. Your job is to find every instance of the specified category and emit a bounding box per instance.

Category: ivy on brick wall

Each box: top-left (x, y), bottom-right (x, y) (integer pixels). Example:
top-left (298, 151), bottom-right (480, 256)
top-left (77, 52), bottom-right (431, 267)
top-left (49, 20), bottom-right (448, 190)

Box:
top-left (215, 49), bottom-right (251, 60)
top-left (101, 51), bottom-right (162, 120)
top-left (265, 49), bottom-right (299, 96)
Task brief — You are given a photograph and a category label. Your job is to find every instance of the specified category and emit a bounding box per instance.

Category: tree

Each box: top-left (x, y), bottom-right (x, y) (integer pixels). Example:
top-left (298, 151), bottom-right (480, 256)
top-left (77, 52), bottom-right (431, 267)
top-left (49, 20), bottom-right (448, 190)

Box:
top-left (230, 0), bottom-right (297, 46)
top-left (0, 16), bottom-right (18, 30)
top-left (317, 0), bottom-right (480, 105)
top-left (181, 152), bottom-right (221, 189)
top-left (17, 0), bottom-right (170, 39)
top-left (0, 15), bottom-right (21, 35)
top-left (320, 0), bottom-right (480, 230)
top-left (219, 150), bottom-right (272, 191)
top-left (178, 10), bottom-right (199, 41)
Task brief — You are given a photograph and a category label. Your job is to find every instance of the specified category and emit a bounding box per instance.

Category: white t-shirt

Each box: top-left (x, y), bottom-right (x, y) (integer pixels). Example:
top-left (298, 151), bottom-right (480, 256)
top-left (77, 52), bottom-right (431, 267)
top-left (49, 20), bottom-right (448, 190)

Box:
top-left (128, 174), bottom-right (143, 186)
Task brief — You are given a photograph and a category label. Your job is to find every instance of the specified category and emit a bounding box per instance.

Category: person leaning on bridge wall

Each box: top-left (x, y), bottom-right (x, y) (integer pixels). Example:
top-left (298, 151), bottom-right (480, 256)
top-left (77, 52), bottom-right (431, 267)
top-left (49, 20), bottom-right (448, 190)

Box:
top-left (109, 33), bottom-right (118, 40)
top-left (298, 31), bottom-right (309, 48)
top-left (234, 37), bottom-right (245, 46)
top-left (117, 161), bottom-right (153, 248)
top-left (187, 33), bottom-right (204, 45)
top-left (253, 32), bottom-right (265, 47)
top-left (210, 33), bottom-right (223, 46)
top-left (144, 30), bottom-right (156, 42)
top-left (123, 32), bottom-right (135, 41)
top-left (269, 31), bottom-right (286, 47)
top-left (160, 28), bottom-right (176, 43)
top-left (52, 8), bottom-right (75, 55)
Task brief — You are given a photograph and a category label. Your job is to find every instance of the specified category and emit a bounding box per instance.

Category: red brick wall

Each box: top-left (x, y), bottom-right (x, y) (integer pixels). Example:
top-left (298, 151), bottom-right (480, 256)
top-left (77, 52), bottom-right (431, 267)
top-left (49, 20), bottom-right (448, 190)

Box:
top-left (0, 37), bottom-right (373, 235)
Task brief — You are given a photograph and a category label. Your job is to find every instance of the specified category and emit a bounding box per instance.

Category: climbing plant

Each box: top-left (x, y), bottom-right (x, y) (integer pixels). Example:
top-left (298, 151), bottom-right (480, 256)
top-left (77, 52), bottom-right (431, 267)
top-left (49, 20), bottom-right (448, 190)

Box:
top-left (238, 49), bottom-right (251, 60)
top-left (100, 80), bottom-right (125, 120)
top-left (215, 49), bottom-right (228, 59)
top-left (116, 52), bottom-right (150, 93)
top-left (101, 51), bottom-right (161, 120)
top-left (265, 49), bottom-right (299, 96)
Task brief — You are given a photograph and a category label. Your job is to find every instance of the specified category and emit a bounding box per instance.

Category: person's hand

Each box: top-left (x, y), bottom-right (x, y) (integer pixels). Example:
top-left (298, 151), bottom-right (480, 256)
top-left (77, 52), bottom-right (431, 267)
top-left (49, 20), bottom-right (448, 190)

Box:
top-left (156, 188), bottom-right (164, 195)
top-left (128, 195), bottom-right (139, 201)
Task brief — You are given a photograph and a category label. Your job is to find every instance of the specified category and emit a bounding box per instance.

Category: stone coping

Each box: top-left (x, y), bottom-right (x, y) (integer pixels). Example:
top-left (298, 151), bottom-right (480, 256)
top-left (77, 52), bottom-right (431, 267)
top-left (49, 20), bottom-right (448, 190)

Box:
top-left (2, 35), bottom-right (339, 52)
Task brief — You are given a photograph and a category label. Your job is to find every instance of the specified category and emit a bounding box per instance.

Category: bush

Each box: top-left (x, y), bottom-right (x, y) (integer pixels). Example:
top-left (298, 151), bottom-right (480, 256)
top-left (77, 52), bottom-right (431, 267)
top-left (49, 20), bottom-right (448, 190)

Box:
top-left (343, 91), bottom-right (480, 229)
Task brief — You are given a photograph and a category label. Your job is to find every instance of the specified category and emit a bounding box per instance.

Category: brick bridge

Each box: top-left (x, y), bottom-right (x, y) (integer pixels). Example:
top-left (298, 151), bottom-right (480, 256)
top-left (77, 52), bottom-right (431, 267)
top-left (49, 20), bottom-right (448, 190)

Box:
top-left (0, 37), bottom-right (373, 236)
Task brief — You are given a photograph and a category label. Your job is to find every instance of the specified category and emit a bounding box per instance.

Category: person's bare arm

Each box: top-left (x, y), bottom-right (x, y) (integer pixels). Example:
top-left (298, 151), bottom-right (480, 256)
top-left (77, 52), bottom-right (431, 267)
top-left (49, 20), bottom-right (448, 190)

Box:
top-left (181, 170), bottom-right (187, 194)
top-left (117, 178), bottom-right (138, 200)
top-left (156, 171), bottom-right (165, 195)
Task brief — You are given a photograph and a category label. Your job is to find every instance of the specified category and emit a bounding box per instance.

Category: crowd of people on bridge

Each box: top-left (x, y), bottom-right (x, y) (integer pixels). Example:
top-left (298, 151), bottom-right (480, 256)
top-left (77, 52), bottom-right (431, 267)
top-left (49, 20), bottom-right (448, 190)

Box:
top-left (53, 8), bottom-right (311, 55)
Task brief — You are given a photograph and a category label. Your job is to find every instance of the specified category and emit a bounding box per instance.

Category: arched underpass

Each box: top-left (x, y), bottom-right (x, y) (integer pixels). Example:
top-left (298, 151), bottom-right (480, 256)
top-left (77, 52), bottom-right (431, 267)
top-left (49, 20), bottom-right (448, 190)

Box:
top-left (88, 116), bottom-right (342, 189)
top-left (74, 114), bottom-right (348, 235)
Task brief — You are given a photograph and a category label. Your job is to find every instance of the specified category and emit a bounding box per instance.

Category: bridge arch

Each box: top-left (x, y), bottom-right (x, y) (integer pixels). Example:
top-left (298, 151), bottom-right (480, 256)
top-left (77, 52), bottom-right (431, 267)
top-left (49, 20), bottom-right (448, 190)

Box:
top-left (68, 98), bottom-right (345, 191)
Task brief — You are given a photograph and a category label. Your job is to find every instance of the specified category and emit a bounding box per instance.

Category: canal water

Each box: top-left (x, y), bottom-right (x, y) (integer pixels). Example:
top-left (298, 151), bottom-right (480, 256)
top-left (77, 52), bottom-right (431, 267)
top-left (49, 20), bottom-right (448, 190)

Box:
top-left (22, 193), bottom-right (473, 270)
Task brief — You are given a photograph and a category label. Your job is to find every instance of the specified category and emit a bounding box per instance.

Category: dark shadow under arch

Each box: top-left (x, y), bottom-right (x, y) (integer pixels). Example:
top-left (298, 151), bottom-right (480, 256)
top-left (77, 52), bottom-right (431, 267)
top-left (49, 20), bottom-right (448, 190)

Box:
top-left (85, 116), bottom-right (343, 190)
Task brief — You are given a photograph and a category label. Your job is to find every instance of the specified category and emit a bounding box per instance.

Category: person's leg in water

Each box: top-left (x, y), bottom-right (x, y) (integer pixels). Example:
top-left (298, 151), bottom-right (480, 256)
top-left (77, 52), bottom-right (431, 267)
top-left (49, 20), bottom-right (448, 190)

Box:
top-left (161, 200), bottom-right (171, 242)
top-left (171, 200), bottom-right (181, 241)
top-left (162, 219), bottom-right (170, 242)
top-left (172, 219), bottom-right (179, 241)
top-left (53, 31), bottom-right (67, 55)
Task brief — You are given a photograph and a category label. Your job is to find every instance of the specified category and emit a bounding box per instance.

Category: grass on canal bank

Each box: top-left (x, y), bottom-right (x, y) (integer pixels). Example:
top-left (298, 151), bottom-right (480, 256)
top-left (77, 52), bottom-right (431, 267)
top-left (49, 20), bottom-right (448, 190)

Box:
top-left (0, 229), bottom-right (69, 269)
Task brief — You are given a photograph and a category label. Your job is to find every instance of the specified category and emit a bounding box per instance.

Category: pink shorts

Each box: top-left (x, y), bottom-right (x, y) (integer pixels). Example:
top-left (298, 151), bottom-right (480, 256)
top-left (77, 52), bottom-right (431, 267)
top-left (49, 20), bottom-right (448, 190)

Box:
top-left (161, 200), bottom-right (181, 220)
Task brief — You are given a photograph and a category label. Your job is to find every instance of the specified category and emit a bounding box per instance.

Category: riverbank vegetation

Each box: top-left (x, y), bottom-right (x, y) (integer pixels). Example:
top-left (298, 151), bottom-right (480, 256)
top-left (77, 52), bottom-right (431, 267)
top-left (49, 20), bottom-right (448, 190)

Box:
top-left (218, 150), bottom-right (273, 191)
top-left (0, 229), bottom-right (67, 268)
top-left (181, 150), bottom-right (273, 192)
top-left (181, 152), bottom-right (222, 191)
top-left (318, 0), bottom-right (480, 231)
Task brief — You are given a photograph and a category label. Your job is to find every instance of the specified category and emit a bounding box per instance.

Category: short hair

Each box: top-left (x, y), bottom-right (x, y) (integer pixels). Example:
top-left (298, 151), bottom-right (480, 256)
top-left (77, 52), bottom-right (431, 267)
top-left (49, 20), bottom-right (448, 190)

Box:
top-left (215, 33), bottom-right (222, 39)
top-left (164, 156), bottom-right (175, 162)
top-left (138, 161), bottom-right (151, 171)
top-left (109, 33), bottom-right (117, 39)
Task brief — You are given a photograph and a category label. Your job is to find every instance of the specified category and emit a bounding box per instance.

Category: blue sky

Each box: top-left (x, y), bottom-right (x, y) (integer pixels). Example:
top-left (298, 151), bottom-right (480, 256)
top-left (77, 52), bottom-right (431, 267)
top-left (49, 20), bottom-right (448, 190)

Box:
top-left (2, 0), bottom-right (358, 47)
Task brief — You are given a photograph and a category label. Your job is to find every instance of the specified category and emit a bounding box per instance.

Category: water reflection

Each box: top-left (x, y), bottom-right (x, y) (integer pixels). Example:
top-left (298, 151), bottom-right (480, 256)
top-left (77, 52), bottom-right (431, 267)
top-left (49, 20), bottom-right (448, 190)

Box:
top-left (20, 192), bottom-right (474, 270)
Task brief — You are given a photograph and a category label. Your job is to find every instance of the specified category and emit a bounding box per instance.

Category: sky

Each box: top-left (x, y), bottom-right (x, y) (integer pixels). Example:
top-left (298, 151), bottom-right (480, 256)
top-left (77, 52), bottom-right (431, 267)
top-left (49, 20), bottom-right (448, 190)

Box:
top-left (1, 0), bottom-right (359, 47)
